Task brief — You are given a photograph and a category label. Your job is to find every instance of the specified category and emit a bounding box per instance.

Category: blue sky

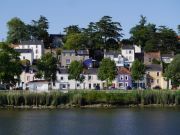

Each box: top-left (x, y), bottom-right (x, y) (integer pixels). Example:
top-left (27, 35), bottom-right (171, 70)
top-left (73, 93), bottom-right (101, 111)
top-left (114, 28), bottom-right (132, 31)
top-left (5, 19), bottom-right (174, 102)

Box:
top-left (0, 0), bottom-right (179, 40)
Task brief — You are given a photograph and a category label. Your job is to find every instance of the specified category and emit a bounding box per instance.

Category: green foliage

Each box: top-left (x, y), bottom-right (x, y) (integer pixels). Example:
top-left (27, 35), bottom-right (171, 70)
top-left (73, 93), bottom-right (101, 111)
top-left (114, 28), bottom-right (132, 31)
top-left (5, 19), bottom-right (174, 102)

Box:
top-left (36, 53), bottom-right (57, 82)
top-left (131, 59), bottom-right (145, 81)
top-left (152, 58), bottom-right (161, 65)
top-left (130, 15), bottom-right (156, 47)
top-left (157, 26), bottom-right (178, 53)
top-left (7, 17), bottom-right (29, 44)
top-left (28, 15), bottom-right (49, 48)
top-left (63, 33), bottom-right (88, 50)
top-left (68, 61), bottom-right (84, 82)
top-left (144, 38), bottom-right (159, 52)
top-left (165, 54), bottom-right (180, 87)
top-left (98, 58), bottom-right (116, 87)
top-left (0, 42), bottom-right (22, 86)
top-left (7, 16), bottom-right (49, 47)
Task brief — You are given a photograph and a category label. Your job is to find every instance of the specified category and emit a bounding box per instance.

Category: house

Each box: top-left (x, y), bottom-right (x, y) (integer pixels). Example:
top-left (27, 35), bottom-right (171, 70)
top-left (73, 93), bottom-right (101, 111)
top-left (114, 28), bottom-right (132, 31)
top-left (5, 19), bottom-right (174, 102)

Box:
top-left (146, 64), bottom-right (170, 89)
top-left (14, 40), bottom-right (44, 60)
top-left (83, 68), bottom-right (104, 89)
top-left (117, 67), bottom-right (132, 90)
top-left (121, 45), bottom-right (135, 67)
top-left (134, 45), bottom-right (142, 53)
top-left (60, 50), bottom-right (89, 67)
top-left (18, 66), bottom-right (39, 90)
top-left (104, 50), bottom-right (125, 67)
top-left (15, 49), bottom-right (34, 65)
top-left (28, 80), bottom-right (49, 92)
top-left (54, 68), bottom-right (104, 90)
top-left (161, 53), bottom-right (174, 63)
top-left (144, 51), bottom-right (161, 65)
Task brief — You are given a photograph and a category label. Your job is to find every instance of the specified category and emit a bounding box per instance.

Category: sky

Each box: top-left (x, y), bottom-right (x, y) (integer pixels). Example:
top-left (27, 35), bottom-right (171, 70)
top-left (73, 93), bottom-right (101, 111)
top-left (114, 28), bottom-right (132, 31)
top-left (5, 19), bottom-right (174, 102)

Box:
top-left (0, 0), bottom-right (180, 41)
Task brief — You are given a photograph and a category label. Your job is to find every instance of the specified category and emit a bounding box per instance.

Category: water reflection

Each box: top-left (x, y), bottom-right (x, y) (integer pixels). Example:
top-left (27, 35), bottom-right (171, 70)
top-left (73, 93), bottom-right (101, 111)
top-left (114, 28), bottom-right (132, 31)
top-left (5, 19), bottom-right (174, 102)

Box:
top-left (0, 108), bottom-right (180, 135)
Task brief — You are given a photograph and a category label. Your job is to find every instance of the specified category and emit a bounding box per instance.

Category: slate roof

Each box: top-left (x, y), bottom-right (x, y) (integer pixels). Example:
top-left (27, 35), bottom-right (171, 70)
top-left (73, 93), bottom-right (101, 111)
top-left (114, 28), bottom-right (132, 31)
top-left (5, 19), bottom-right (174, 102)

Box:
top-left (76, 50), bottom-right (89, 56)
top-left (15, 49), bottom-right (32, 53)
top-left (161, 53), bottom-right (174, 58)
top-left (104, 50), bottom-right (120, 57)
top-left (62, 50), bottom-right (75, 53)
top-left (146, 64), bottom-right (162, 71)
top-left (20, 40), bottom-right (43, 45)
top-left (58, 68), bottom-right (69, 74)
top-left (121, 45), bottom-right (134, 50)
top-left (83, 68), bottom-right (98, 75)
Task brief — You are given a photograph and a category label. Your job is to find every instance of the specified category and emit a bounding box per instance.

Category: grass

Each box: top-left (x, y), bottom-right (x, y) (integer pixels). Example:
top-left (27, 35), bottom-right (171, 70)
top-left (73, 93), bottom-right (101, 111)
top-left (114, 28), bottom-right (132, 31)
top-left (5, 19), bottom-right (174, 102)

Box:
top-left (0, 90), bottom-right (180, 107)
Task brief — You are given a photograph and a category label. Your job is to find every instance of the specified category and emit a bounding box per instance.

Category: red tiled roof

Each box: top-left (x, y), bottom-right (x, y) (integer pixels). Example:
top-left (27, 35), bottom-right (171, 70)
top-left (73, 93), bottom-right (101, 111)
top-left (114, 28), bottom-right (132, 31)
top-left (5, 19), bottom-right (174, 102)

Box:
top-left (118, 67), bottom-right (131, 74)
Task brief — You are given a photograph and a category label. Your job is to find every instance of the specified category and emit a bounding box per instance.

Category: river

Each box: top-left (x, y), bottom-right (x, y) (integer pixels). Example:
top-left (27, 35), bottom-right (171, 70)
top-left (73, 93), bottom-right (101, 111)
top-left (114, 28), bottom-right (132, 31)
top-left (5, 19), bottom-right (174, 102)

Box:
top-left (0, 108), bottom-right (180, 135)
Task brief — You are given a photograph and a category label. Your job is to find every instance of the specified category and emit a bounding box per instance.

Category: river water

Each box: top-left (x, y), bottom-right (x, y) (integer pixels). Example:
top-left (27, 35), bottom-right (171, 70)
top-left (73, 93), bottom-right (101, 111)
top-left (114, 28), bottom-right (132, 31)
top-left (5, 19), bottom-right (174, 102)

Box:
top-left (0, 108), bottom-right (180, 135)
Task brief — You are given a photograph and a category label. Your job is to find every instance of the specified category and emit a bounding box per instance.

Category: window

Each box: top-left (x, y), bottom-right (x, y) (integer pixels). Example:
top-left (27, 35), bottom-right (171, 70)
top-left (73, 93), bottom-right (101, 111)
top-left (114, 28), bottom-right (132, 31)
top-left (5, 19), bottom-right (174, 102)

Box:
top-left (125, 82), bottom-right (128, 87)
top-left (88, 76), bottom-right (91, 80)
top-left (157, 72), bottom-right (159, 76)
top-left (60, 77), bottom-right (63, 80)
top-left (129, 50), bottom-right (131, 54)
top-left (157, 79), bottom-right (159, 84)
top-left (151, 79), bottom-right (154, 83)
top-left (93, 83), bottom-right (96, 87)
top-left (149, 58), bottom-right (151, 62)
top-left (62, 84), bottom-right (66, 88)
top-left (36, 45), bottom-right (38, 48)
top-left (119, 82), bottom-right (124, 87)
top-left (77, 83), bottom-right (80, 87)
top-left (89, 83), bottom-right (91, 89)
top-left (120, 75), bottom-right (124, 80)
top-left (23, 56), bottom-right (25, 59)
top-left (66, 59), bottom-right (70, 64)
top-left (125, 75), bottom-right (128, 80)
top-left (28, 45), bottom-right (30, 48)
top-left (36, 49), bottom-right (38, 54)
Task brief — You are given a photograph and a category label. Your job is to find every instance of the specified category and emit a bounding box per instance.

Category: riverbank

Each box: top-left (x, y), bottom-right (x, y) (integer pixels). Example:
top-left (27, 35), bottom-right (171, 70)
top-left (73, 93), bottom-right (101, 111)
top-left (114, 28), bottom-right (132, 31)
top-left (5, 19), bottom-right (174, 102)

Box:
top-left (0, 90), bottom-right (180, 109)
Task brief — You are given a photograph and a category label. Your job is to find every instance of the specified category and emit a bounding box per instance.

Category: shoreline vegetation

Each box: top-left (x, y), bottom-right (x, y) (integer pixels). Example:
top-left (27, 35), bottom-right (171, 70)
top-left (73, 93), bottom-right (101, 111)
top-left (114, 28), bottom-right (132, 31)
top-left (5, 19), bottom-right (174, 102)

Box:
top-left (1, 90), bottom-right (180, 109)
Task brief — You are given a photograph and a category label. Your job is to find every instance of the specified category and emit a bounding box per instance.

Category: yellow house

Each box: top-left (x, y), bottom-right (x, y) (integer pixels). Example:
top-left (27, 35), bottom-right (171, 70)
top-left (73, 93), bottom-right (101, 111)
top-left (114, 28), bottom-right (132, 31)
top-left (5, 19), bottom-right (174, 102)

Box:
top-left (146, 64), bottom-right (171, 89)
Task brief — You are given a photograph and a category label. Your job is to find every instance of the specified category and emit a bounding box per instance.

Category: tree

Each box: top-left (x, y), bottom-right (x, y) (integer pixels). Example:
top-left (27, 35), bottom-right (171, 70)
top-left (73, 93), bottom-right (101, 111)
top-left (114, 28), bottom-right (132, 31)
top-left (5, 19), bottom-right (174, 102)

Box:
top-left (144, 38), bottom-right (159, 52)
top-left (157, 26), bottom-right (178, 53)
top-left (64, 25), bottom-right (81, 35)
top-left (36, 53), bottom-right (57, 86)
top-left (0, 42), bottom-right (22, 87)
top-left (63, 33), bottom-right (88, 50)
top-left (131, 59), bottom-right (145, 88)
top-left (130, 15), bottom-right (156, 48)
top-left (7, 17), bottom-right (29, 44)
top-left (29, 16), bottom-right (49, 48)
top-left (165, 54), bottom-right (180, 88)
top-left (68, 61), bottom-right (84, 89)
top-left (97, 58), bottom-right (116, 89)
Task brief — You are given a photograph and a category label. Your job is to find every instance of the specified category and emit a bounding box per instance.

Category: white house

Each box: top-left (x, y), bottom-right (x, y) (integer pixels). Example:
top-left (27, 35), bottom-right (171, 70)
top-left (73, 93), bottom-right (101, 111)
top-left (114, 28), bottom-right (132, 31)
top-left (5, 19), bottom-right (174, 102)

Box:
top-left (28, 80), bottom-right (49, 92)
top-left (161, 54), bottom-right (174, 64)
top-left (134, 45), bottom-right (142, 53)
top-left (14, 40), bottom-right (44, 60)
top-left (54, 68), bottom-right (117, 90)
top-left (18, 67), bottom-right (39, 90)
top-left (121, 45), bottom-right (135, 67)
top-left (15, 49), bottom-right (34, 65)
top-left (104, 50), bottom-right (125, 67)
